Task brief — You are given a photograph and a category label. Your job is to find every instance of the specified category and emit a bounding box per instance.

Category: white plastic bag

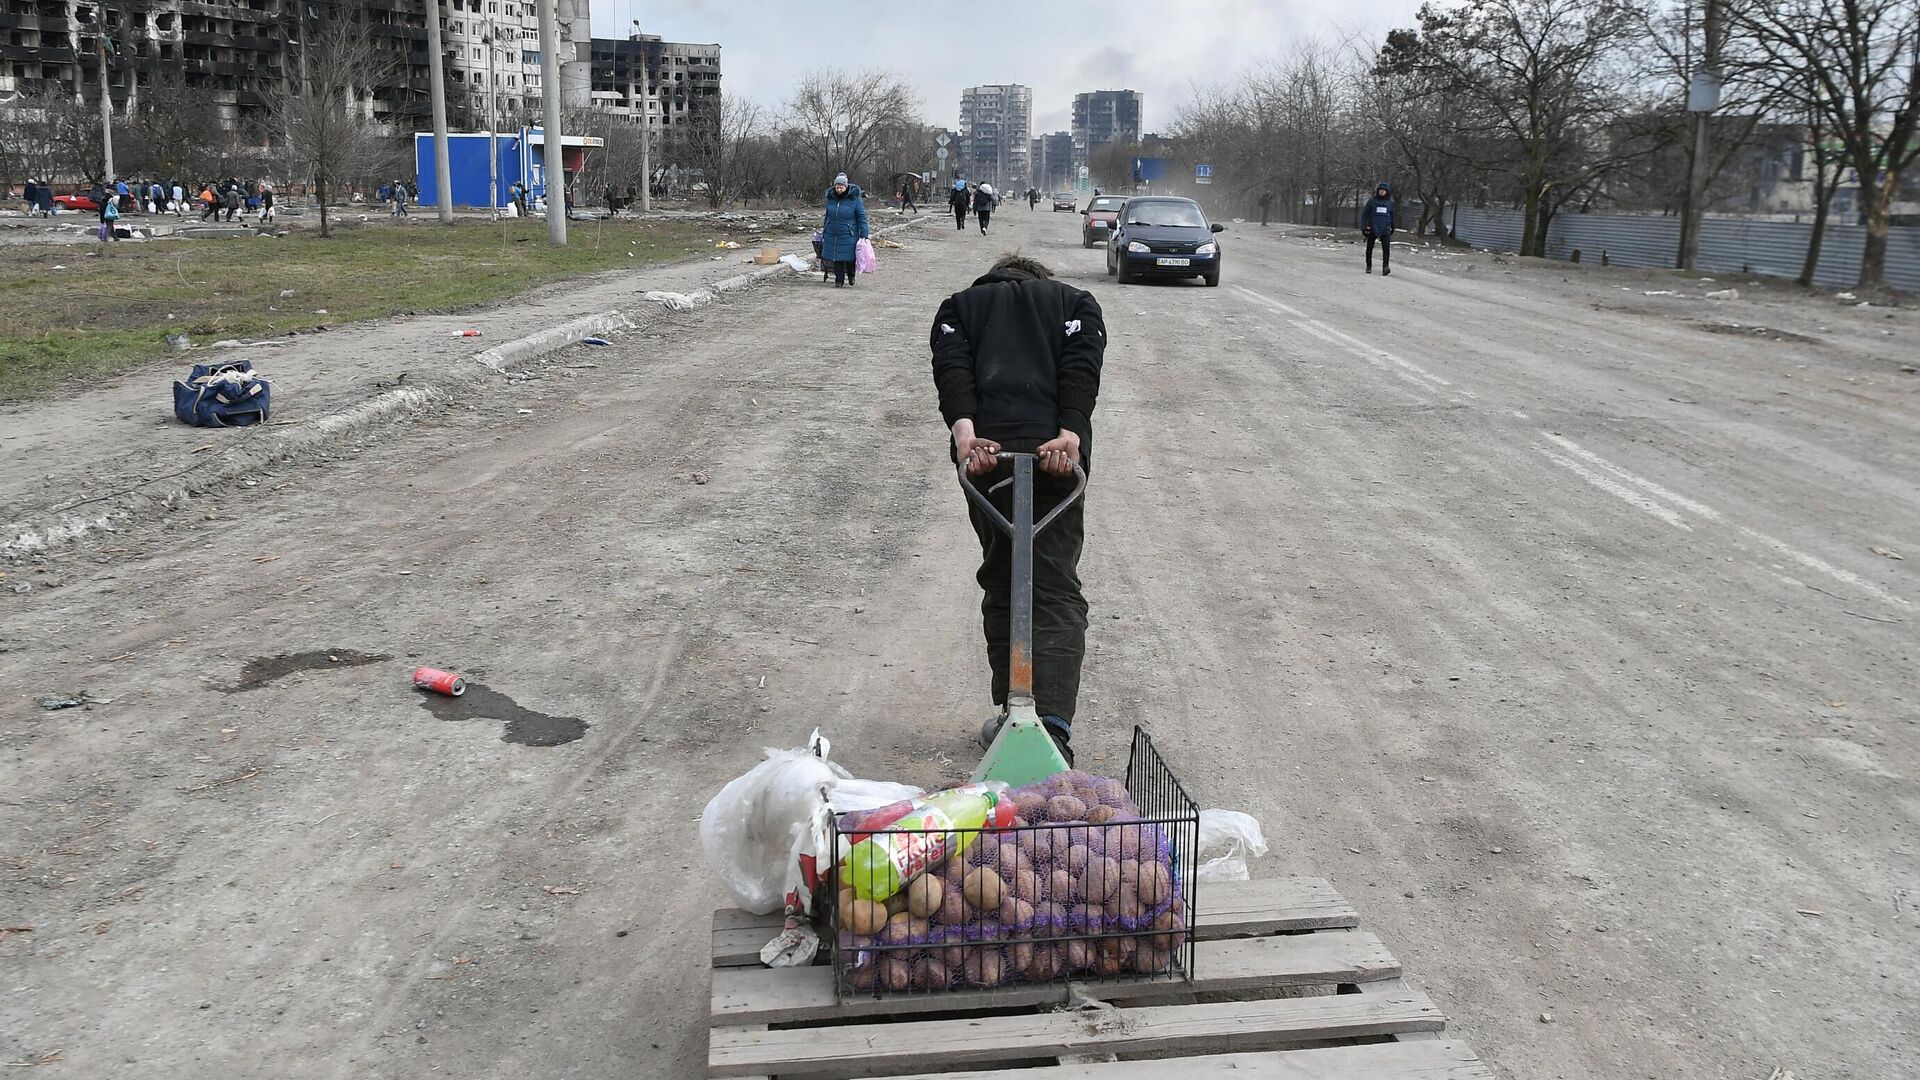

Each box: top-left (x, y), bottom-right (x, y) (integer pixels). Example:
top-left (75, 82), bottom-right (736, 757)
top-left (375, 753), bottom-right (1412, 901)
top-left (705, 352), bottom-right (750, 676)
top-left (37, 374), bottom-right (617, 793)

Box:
top-left (1195, 809), bottom-right (1269, 882)
top-left (699, 730), bottom-right (924, 915)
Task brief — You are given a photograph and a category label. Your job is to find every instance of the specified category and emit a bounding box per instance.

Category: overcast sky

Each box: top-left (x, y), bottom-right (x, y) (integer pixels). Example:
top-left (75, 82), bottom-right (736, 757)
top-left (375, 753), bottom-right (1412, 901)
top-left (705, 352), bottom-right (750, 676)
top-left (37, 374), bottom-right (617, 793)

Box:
top-left (589, 0), bottom-right (1425, 134)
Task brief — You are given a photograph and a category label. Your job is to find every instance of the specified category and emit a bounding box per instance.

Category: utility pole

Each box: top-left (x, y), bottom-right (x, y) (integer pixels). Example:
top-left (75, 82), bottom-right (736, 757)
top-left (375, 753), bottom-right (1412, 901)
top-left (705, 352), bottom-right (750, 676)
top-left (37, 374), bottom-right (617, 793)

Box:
top-left (536, 0), bottom-right (566, 244)
top-left (485, 24), bottom-right (498, 215)
top-left (95, 21), bottom-right (115, 180)
top-left (1679, 0), bottom-right (1722, 270)
top-left (634, 20), bottom-right (651, 212)
top-left (424, 0), bottom-right (454, 223)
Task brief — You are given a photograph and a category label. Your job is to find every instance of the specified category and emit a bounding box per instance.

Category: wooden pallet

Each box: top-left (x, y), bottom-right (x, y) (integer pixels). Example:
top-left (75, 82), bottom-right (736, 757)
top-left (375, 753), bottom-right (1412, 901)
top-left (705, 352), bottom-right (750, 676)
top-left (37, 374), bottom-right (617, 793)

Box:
top-left (708, 877), bottom-right (1492, 1078)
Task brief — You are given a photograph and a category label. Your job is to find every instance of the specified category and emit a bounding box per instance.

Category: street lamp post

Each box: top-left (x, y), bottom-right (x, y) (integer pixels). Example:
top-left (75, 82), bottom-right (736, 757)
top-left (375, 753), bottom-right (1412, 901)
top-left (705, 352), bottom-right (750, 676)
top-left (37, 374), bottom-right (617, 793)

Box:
top-left (484, 24), bottom-right (498, 216)
top-left (535, 0), bottom-right (565, 245)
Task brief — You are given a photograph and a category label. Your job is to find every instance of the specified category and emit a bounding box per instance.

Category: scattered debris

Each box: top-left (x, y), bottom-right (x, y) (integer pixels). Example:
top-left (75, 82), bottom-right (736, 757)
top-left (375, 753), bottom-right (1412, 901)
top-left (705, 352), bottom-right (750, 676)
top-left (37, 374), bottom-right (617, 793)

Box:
top-left (1704, 288), bottom-right (1739, 300)
top-left (37, 696), bottom-right (85, 710)
top-left (1539, 1012), bottom-right (1555, 1024)
top-left (692, 471), bottom-right (712, 485)
top-left (413, 666), bottom-right (467, 697)
top-left (1869, 546), bottom-right (1904, 560)
top-left (543, 883), bottom-right (582, 896)
top-left (279, 289), bottom-right (296, 299)
top-left (516, 408), bottom-right (533, 415)
top-left (1795, 908), bottom-right (1824, 917)
top-left (451, 329), bottom-right (481, 338)
top-left (1642, 290), bottom-right (1679, 296)
top-left (165, 333), bottom-right (192, 353)
top-left (1835, 292), bottom-right (1855, 300)
top-left (184, 767), bottom-right (262, 794)
top-left (578, 337), bottom-right (611, 347)
top-left (645, 290), bottom-right (699, 311)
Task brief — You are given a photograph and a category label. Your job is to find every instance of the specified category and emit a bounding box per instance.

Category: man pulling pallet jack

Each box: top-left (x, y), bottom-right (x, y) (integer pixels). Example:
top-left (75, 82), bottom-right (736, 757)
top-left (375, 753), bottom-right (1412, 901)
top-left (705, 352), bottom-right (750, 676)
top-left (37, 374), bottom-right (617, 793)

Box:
top-left (929, 253), bottom-right (1106, 784)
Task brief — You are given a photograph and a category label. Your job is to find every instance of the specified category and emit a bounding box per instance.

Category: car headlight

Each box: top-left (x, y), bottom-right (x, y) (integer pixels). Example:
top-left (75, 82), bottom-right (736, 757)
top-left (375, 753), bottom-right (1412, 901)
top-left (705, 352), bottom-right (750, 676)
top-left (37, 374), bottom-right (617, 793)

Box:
top-left (1196, 242), bottom-right (1217, 256)
top-left (1126, 241), bottom-right (1150, 253)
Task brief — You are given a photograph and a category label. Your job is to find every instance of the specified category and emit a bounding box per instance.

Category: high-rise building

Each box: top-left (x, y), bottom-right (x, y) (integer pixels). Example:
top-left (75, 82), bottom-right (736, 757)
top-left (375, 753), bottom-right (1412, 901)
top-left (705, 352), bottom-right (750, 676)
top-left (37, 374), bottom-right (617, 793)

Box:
top-left (958, 83), bottom-right (1031, 189)
top-left (1072, 89), bottom-right (1142, 168)
top-left (587, 32), bottom-right (721, 140)
top-left (1030, 131), bottom-right (1074, 192)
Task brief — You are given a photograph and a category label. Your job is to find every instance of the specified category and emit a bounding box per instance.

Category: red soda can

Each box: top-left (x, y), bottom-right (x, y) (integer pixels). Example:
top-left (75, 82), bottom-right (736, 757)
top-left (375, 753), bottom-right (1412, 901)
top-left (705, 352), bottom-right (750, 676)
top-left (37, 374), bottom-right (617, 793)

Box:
top-left (413, 666), bottom-right (466, 696)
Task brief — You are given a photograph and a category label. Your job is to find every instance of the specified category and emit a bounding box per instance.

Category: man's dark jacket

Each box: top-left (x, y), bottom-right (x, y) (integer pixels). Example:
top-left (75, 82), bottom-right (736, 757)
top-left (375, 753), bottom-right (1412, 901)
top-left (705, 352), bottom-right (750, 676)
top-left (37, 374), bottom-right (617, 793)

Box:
top-left (1363, 183), bottom-right (1396, 237)
top-left (929, 267), bottom-right (1106, 467)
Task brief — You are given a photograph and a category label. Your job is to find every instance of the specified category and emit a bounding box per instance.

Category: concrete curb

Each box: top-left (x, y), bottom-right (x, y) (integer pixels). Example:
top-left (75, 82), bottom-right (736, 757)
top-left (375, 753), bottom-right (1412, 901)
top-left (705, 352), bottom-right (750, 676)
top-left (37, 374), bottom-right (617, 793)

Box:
top-left (474, 310), bottom-right (634, 371)
top-left (2, 214), bottom-right (936, 556)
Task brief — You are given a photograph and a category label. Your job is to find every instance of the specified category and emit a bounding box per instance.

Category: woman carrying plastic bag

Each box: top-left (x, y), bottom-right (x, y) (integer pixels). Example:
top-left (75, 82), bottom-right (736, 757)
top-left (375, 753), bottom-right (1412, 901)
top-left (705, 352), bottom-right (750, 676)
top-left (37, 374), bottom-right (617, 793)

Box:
top-left (854, 237), bottom-right (877, 275)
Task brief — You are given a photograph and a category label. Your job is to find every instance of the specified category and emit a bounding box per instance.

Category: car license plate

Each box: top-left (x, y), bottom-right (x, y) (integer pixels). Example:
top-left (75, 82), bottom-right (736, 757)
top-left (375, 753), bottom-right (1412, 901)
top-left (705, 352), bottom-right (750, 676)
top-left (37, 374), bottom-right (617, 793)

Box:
top-left (1091, 221), bottom-right (1107, 228)
top-left (1156, 257), bottom-right (1191, 267)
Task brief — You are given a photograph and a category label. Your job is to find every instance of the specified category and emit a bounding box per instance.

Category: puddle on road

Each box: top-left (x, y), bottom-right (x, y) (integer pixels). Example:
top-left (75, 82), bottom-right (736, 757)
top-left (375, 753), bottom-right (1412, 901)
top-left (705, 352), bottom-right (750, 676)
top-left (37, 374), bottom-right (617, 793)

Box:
top-left (416, 681), bottom-right (588, 747)
top-left (223, 649), bottom-right (391, 693)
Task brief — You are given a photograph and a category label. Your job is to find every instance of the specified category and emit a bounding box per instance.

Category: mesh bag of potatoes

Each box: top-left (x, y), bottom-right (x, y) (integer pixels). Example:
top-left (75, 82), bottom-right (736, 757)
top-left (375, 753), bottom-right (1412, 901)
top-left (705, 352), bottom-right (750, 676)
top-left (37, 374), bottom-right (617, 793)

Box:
top-left (837, 769), bottom-right (1189, 993)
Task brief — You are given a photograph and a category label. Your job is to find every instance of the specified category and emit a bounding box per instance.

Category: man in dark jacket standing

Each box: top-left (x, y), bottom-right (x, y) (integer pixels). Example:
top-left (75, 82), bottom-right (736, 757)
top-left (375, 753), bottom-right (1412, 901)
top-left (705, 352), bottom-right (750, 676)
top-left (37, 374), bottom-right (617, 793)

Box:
top-left (930, 253), bottom-right (1106, 762)
top-left (1362, 182), bottom-right (1395, 275)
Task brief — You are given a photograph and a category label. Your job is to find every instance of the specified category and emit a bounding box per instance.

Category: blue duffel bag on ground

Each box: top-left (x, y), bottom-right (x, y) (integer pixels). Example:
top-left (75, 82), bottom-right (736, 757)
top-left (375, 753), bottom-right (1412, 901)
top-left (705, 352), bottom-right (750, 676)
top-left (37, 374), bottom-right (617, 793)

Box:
top-left (173, 359), bottom-right (270, 427)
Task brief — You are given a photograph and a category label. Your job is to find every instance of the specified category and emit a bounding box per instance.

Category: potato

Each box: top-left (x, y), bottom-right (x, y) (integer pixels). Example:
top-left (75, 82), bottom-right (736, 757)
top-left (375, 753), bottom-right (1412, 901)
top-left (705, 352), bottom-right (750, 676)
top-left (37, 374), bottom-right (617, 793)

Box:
top-left (1029, 827), bottom-right (1069, 865)
top-left (1035, 900), bottom-right (1067, 930)
top-left (1148, 909), bottom-right (1185, 950)
top-left (1135, 861), bottom-right (1172, 905)
top-left (907, 874), bottom-right (945, 919)
top-left (848, 898), bottom-right (889, 936)
top-left (963, 867), bottom-right (1006, 911)
top-left (1095, 937), bottom-right (1134, 976)
top-left (882, 913), bottom-right (931, 945)
top-left (838, 887), bottom-right (854, 915)
top-left (1083, 856), bottom-right (1123, 904)
top-left (1046, 868), bottom-right (1073, 903)
top-left (880, 956), bottom-right (914, 991)
top-left (1028, 945), bottom-right (1062, 981)
top-left (1062, 939), bottom-right (1093, 972)
top-left (1110, 890), bottom-right (1144, 922)
top-left (917, 957), bottom-right (951, 990)
top-left (1012, 789), bottom-right (1050, 821)
top-left (1134, 943), bottom-right (1173, 975)
top-left (936, 883), bottom-right (970, 926)
top-left (1007, 941), bottom-right (1035, 973)
top-left (1064, 843), bottom-right (1092, 874)
top-left (998, 896), bottom-right (1036, 927)
top-left (962, 949), bottom-right (1005, 987)
top-left (1045, 794), bottom-right (1089, 822)
top-left (1085, 804), bottom-right (1120, 825)
top-left (849, 959), bottom-right (877, 989)
top-left (1091, 777), bottom-right (1130, 806)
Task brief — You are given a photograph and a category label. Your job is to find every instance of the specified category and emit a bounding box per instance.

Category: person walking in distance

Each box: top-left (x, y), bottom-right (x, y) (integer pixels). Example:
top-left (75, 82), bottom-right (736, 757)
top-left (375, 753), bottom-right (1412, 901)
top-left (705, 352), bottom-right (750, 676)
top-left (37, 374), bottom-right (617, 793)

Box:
top-left (820, 172), bottom-right (869, 288)
top-left (1362, 182), bottom-right (1396, 275)
top-left (1259, 190), bottom-right (1274, 227)
top-left (930, 253), bottom-right (1107, 765)
top-left (258, 184), bottom-right (276, 225)
top-left (900, 178), bottom-right (918, 214)
top-left (950, 179), bottom-right (970, 231)
top-left (975, 183), bottom-right (995, 235)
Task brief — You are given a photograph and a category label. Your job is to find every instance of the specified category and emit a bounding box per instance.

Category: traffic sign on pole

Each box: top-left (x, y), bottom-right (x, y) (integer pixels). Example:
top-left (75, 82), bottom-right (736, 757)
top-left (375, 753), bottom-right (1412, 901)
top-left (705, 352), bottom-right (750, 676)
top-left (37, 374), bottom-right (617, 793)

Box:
top-left (1195, 164), bottom-right (1213, 185)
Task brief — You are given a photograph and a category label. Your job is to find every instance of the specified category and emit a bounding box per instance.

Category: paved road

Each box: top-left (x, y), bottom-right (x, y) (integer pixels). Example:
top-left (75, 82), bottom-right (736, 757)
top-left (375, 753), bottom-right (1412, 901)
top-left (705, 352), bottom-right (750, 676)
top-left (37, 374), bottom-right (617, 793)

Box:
top-left (3, 205), bottom-right (1915, 1079)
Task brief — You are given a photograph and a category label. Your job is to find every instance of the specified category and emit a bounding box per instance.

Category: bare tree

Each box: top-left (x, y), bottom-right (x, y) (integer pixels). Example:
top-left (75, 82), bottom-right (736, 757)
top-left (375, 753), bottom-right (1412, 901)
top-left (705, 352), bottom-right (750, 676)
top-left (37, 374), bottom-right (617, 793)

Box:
top-left (678, 95), bottom-right (767, 208)
top-left (270, 11), bottom-right (398, 237)
top-left (1389, 0), bottom-right (1653, 256)
top-left (1725, 0), bottom-right (1920, 287)
top-left (0, 89), bottom-right (107, 187)
top-left (785, 69), bottom-right (922, 189)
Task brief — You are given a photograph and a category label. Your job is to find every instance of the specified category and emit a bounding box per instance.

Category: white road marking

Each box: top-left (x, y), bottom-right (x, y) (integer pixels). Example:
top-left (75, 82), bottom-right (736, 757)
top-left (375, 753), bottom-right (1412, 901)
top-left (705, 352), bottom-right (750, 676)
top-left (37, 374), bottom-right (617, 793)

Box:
top-left (1537, 447), bottom-right (1693, 530)
top-left (1539, 432), bottom-right (1723, 520)
top-left (1234, 277), bottom-right (1907, 606)
top-left (1735, 525), bottom-right (1908, 608)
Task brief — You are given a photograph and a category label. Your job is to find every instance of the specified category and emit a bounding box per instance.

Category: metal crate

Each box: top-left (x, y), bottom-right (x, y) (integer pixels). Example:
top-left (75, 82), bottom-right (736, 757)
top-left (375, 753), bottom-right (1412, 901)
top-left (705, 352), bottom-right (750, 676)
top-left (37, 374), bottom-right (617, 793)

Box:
top-left (828, 726), bottom-right (1199, 998)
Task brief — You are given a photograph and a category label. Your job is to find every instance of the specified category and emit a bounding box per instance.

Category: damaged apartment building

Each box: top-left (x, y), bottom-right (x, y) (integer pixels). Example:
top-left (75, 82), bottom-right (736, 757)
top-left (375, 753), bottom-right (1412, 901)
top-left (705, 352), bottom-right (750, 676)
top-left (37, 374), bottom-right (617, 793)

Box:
top-left (0, 1), bottom-right (710, 155)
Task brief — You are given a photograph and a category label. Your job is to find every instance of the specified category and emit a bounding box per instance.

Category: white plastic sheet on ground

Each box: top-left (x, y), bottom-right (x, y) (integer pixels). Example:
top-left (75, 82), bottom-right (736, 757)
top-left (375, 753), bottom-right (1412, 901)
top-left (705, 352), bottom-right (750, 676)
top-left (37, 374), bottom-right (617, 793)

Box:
top-left (1195, 808), bottom-right (1269, 881)
top-left (698, 729), bottom-right (921, 915)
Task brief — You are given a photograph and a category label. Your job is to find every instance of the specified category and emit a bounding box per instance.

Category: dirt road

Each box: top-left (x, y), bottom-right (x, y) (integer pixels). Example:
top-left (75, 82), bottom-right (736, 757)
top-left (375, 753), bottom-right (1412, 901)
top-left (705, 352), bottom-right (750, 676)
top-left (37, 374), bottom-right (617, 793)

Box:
top-left (3, 205), bottom-right (1915, 1079)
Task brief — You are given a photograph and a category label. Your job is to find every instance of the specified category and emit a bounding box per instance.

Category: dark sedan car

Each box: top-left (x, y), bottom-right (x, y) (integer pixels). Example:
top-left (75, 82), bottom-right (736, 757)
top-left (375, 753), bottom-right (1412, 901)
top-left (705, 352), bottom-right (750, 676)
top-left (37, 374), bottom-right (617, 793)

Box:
top-left (1051, 191), bottom-right (1078, 211)
top-left (1080, 195), bottom-right (1126, 248)
top-left (1105, 196), bottom-right (1225, 286)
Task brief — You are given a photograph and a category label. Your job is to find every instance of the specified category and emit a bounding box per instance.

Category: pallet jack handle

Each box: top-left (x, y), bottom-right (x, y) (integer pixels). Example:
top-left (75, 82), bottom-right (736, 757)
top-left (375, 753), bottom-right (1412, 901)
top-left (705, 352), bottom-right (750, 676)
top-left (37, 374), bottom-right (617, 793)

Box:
top-left (956, 452), bottom-right (1087, 706)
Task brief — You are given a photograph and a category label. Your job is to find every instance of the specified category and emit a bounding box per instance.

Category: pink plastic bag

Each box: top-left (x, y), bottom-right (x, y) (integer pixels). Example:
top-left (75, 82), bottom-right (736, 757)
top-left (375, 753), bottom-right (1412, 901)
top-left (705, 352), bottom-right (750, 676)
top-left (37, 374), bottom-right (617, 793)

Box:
top-left (854, 237), bottom-right (877, 274)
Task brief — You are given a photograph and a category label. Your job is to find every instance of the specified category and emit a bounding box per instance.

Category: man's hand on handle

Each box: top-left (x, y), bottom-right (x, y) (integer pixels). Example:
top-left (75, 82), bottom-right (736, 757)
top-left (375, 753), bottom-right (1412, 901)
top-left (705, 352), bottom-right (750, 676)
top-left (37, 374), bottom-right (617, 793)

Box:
top-left (1037, 429), bottom-right (1082, 476)
top-left (952, 419), bottom-right (1000, 475)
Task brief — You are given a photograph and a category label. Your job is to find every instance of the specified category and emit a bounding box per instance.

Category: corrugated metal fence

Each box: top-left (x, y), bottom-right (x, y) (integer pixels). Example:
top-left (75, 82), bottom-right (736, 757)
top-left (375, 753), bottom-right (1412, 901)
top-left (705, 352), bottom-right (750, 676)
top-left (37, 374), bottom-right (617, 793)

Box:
top-left (1447, 207), bottom-right (1920, 291)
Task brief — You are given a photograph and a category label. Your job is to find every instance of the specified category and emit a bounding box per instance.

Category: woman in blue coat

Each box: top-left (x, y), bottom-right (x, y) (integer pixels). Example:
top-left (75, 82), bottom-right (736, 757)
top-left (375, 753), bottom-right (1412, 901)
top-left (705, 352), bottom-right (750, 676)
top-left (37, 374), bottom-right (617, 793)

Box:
top-left (821, 173), bottom-right (869, 287)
